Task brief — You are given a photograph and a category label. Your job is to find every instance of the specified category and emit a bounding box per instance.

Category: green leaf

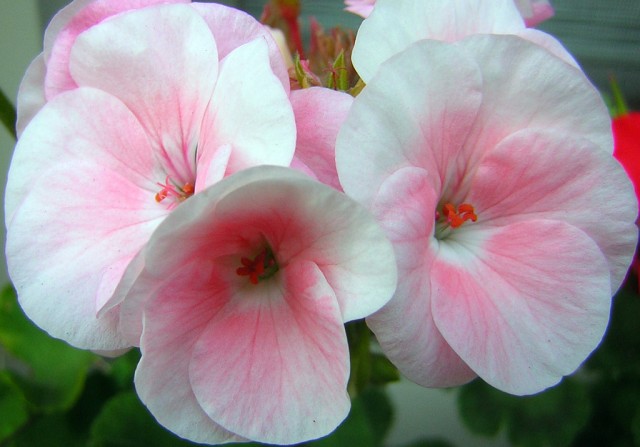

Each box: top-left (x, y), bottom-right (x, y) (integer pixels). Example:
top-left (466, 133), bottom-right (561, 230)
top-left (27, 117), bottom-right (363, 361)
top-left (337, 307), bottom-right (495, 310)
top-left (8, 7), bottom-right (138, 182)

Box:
top-left (400, 439), bottom-right (456, 447)
top-left (458, 378), bottom-right (590, 447)
top-left (505, 379), bottom-right (590, 447)
top-left (107, 349), bottom-right (141, 390)
top-left (308, 387), bottom-right (394, 447)
top-left (359, 387), bottom-right (394, 442)
top-left (89, 391), bottom-right (197, 447)
top-left (7, 413), bottom-right (87, 447)
top-left (457, 379), bottom-right (507, 437)
top-left (307, 395), bottom-right (376, 447)
top-left (370, 352), bottom-right (400, 386)
top-left (0, 285), bottom-right (97, 411)
top-left (0, 372), bottom-right (29, 442)
top-left (0, 87), bottom-right (17, 140)
top-left (586, 289), bottom-right (640, 379)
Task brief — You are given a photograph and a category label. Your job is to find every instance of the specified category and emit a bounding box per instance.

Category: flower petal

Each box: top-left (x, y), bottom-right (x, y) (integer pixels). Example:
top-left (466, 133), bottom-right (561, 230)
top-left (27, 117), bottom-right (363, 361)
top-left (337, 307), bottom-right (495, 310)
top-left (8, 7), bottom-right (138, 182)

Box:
top-left (367, 167), bottom-right (477, 387)
top-left (457, 35), bottom-right (613, 161)
top-left (431, 220), bottom-right (612, 395)
top-left (44, 0), bottom-right (190, 98)
top-left (469, 128), bottom-right (638, 293)
top-left (189, 260), bottom-right (350, 444)
top-left (191, 1), bottom-right (290, 91)
top-left (16, 53), bottom-right (46, 138)
top-left (69, 4), bottom-right (218, 182)
top-left (351, 0), bottom-right (524, 82)
top-left (5, 88), bottom-right (166, 349)
top-left (209, 167), bottom-right (397, 322)
top-left (337, 39), bottom-right (482, 208)
top-left (515, 28), bottom-right (578, 67)
top-left (291, 87), bottom-right (353, 190)
top-left (134, 262), bottom-right (245, 444)
top-left (197, 38), bottom-right (295, 179)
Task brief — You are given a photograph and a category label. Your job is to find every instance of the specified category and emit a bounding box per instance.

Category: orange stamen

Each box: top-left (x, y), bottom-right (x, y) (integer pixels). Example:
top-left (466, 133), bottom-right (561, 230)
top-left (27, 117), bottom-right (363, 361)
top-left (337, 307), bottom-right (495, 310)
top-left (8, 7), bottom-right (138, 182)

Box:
top-left (236, 247), bottom-right (278, 284)
top-left (441, 202), bottom-right (477, 229)
top-left (155, 177), bottom-right (194, 204)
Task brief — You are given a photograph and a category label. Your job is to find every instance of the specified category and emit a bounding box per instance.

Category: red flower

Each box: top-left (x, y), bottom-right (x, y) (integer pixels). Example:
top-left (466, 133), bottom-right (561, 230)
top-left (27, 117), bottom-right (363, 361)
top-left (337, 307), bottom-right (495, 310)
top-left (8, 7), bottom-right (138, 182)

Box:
top-left (613, 112), bottom-right (640, 207)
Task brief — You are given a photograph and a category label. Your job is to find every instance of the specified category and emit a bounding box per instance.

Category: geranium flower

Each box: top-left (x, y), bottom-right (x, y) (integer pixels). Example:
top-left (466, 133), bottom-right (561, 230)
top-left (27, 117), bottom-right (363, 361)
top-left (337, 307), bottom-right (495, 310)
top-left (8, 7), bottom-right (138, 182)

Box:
top-left (351, 0), bottom-right (575, 83)
top-left (336, 36), bottom-right (637, 394)
top-left (113, 166), bottom-right (397, 444)
top-left (6, 4), bottom-right (295, 350)
top-left (16, 0), bottom-right (288, 136)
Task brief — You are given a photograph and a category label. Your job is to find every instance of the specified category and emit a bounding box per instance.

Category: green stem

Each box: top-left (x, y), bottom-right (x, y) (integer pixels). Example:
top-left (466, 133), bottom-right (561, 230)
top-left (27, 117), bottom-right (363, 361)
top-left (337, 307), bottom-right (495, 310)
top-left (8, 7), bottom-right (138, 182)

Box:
top-left (610, 74), bottom-right (628, 117)
top-left (346, 319), bottom-right (372, 398)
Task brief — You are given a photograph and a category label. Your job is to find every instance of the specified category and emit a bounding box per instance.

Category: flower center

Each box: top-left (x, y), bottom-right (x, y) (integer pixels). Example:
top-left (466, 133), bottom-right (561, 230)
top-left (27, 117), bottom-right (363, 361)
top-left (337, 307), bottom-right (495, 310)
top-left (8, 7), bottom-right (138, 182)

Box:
top-left (155, 176), bottom-right (194, 206)
top-left (435, 202), bottom-right (477, 239)
top-left (236, 246), bottom-right (279, 285)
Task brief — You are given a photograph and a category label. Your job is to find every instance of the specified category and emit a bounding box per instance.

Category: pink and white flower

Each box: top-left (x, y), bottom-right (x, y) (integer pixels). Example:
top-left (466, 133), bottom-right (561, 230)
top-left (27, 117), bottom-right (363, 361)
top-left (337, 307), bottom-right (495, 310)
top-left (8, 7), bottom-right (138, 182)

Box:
top-left (6, 3), bottom-right (295, 350)
top-left (115, 166), bottom-right (397, 444)
top-left (351, 0), bottom-right (572, 84)
top-left (16, 0), bottom-right (288, 137)
top-left (336, 36), bottom-right (637, 394)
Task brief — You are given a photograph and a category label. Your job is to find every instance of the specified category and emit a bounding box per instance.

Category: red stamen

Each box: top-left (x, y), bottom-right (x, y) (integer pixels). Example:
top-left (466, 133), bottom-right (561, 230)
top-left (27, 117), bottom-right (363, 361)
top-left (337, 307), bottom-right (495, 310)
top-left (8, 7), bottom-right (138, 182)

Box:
top-left (155, 177), bottom-right (194, 204)
top-left (236, 248), bottom-right (278, 284)
top-left (441, 203), bottom-right (477, 229)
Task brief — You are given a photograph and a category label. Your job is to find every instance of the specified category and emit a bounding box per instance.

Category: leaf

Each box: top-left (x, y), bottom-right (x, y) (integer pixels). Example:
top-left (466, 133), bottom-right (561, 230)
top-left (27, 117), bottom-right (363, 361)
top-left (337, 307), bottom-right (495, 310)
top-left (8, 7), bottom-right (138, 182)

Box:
top-left (89, 391), bottom-right (197, 447)
top-left (457, 379), bottom-right (507, 436)
top-left (7, 413), bottom-right (87, 447)
top-left (370, 352), bottom-right (400, 386)
top-left (585, 289), bottom-right (640, 379)
top-left (308, 387), bottom-right (394, 447)
top-left (107, 349), bottom-right (141, 390)
top-left (0, 87), bottom-right (17, 140)
top-left (0, 372), bottom-right (29, 442)
top-left (458, 378), bottom-right (590, 447)
top-left (505, 379), bottom-right (590, 447)
top-left (359, 387), bottom-right (394, 442)
top-left (0, 285), bottom-right (97, 411)
top-left (400, 439), bottom-right (457, 447)
top-left (307, 395), bottom-right (376, 447)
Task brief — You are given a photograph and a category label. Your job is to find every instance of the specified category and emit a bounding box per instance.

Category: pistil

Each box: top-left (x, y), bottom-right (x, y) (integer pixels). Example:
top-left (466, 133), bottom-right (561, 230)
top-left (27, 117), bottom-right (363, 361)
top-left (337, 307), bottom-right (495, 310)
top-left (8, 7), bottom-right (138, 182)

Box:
top-left (155, 176), bottom-right (194, 205)
top-left (236, 246), bottom-right (279, 284)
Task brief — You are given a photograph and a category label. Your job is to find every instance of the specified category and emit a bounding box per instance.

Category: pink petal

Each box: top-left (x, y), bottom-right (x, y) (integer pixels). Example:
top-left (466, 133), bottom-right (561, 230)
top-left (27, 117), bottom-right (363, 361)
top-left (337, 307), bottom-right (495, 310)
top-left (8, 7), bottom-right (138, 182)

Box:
top-left (457, 35), bottom-right (613, 163)
top-left (197, 38), bottom-right (295, 179)
top-left (351, 0), bottom-right (524, 82)
top-left (344, 0), bottom-right (376, 18)
top-left (44, 0), bottom-right (190, 99)
top-left (16, 53), bottom-right (46, 138)
top-left (291, 87), bottom-right (353, 191)
top-left (189, 260), bottom-right (350, 444)
top-left (5, 88), bottom-right (166, 349)
top-left (431, 220), bottom-right (612, 395)
top-left (69, 4), bottom-right (218, 182)
top-left (337, 39), bottom-right (482, 208)
top-left (469, 129), bottom-right (638, 294)
top-left (191, 2), bottom-right (290, 92)
top-left (513, 0), bottom-right (555, 27)
top-left (134, 263), bottom-right (245, 444)
top-left (367, 167), bottom-right (477, 386)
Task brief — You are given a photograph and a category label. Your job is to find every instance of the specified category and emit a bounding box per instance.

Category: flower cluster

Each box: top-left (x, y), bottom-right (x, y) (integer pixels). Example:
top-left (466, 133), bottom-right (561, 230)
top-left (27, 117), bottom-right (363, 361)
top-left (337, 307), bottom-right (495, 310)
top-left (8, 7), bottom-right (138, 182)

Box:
top-left (5, 0), bottom-right (637, 444)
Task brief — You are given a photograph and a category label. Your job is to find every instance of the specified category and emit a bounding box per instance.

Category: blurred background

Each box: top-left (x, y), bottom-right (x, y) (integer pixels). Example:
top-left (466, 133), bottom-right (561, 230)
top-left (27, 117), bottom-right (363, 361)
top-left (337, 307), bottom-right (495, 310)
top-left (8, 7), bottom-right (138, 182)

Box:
top-left (0, 1), bottom-right (638, 446)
